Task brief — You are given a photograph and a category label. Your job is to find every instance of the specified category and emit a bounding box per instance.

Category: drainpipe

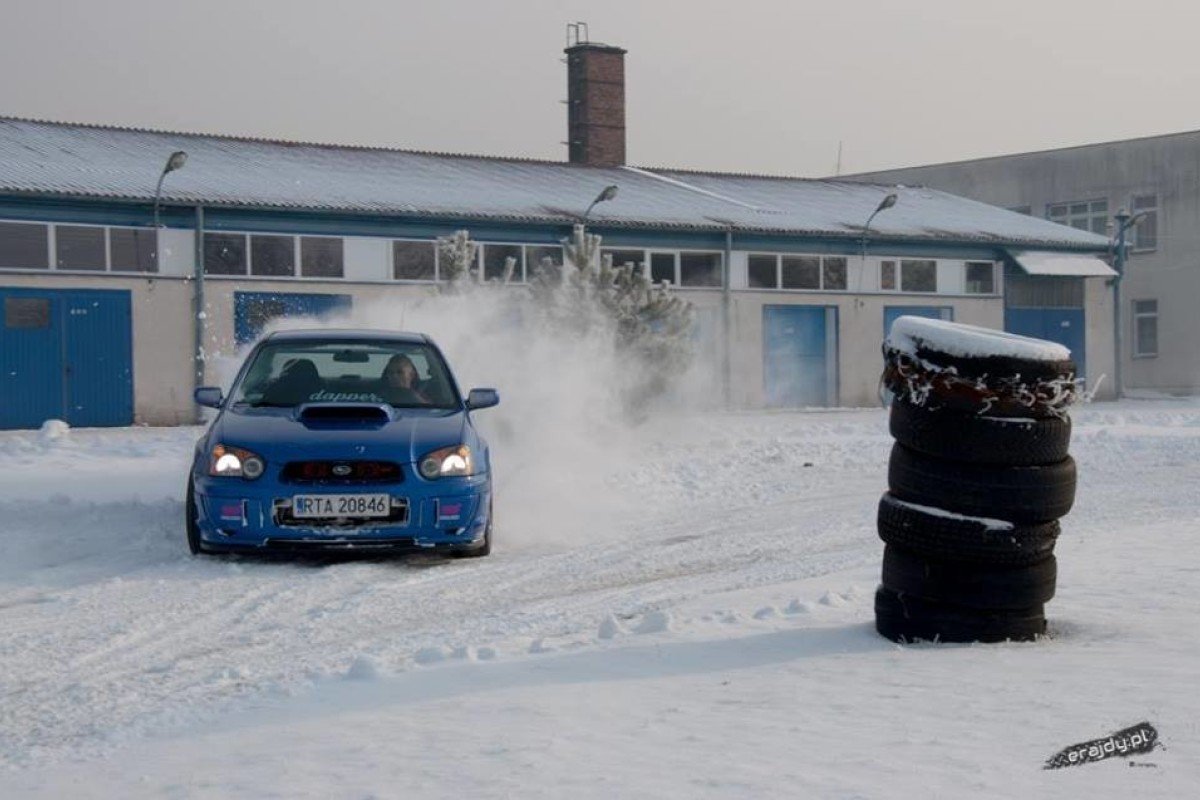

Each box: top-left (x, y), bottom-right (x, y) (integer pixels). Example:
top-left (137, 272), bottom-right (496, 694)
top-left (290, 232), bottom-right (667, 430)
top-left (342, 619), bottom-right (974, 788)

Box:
top-left (194, 205), bottom-right (206, 422)
top-left (723, 226), bottom-right (733, 410)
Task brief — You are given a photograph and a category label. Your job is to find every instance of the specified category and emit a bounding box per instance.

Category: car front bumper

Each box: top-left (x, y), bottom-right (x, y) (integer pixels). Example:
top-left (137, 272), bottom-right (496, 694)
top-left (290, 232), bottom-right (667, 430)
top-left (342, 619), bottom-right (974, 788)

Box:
top-left (193, 472), bottom-right (490, 553)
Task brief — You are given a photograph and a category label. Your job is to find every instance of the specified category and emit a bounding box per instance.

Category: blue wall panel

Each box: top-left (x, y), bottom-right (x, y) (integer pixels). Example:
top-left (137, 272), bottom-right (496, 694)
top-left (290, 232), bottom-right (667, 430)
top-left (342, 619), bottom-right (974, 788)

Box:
top-left (1005, 307), bottom-right (1087, 379)
top-left (1, 287), bottom-right (132, 429)
top-left (234, 291), bottom-right (353, 345)
top-left (763, 305), bottom-right (831, 408)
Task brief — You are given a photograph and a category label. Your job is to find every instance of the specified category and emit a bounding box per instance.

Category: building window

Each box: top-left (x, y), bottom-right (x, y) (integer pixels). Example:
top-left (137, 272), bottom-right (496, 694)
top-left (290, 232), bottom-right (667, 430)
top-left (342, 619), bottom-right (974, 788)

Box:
top-left (680, 252), bottom-right (723, 287)
top-left (965, 261), bottom-right (995, 294)
top-left (650, 252), bottom-right (676, 285)
top-left (300, 236), bottom-right (343, 278)
top-left (482, 243), bottom-right (524, 282)
top-left (747, 254), bottom-right (778, 288)
top-left (393, 240), bottom-right (436, 281)
top-left (55, 225), bottom-right (106, 270)
top-left (880, 260), bottom-right (897, 290)
top-left (1131, 194), bottom-right (1158, 251)
top-left (602, 248), bottom-right (644, 273)
top-left (526, 245), bottom-right (563, 280)
top-left (109, 227), bottom-right (157, 272)
top-left (1047, 199), bottom-right (1109, 235)
top-left (822, 257), bottom-right (847, 291)
top-left (204, 233), bottom-right (247, 275)
top-left (781, 255), bottom-right (820, 289)
top-left (1133, 299), bottom-right (1158, 358)
top-left (251, 234), bottom-right (295, 277)
top-left (900, 259), bottom-right (937, 292)
top-left (0, 221), bottom-right (49, 269)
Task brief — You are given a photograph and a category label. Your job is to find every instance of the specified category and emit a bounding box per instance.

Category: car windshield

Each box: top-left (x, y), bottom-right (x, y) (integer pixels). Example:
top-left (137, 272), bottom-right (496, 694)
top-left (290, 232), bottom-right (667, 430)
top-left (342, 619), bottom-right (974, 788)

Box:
top-left (232, 341), bottom-right (460, 409)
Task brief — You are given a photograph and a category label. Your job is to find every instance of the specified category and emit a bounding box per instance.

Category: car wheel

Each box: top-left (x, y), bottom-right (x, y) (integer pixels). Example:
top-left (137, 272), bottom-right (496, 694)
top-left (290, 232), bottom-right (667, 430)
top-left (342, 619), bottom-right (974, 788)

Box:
top-left (874, 586), bottom-right (1046, 643)
top-left (185, 477), bottom-right (211, 556)
top-left (881, 545), bottom-right (1057, 610)
top-left (888, 443), bottom-right (1077, 524)
top-left (876, 492), bottom-right (1059, 567)
top-left (452, 497), bottom-right (492, 559)
top-left (889, 396), bottom-right (1072, 466)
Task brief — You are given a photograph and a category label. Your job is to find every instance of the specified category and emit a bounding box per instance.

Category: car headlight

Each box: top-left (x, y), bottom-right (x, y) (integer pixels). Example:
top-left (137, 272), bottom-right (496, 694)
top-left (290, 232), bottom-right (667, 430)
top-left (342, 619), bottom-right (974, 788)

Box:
top-left (419, 444), bottom-right (474, 479)
top-left (209, 444), bottom-right (266, 479)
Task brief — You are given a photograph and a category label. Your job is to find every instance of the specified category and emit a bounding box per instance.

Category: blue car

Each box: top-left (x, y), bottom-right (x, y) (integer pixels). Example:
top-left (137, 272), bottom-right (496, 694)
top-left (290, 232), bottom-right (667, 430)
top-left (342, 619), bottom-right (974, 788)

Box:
top-left (186, 329), bottom-right (498, 557)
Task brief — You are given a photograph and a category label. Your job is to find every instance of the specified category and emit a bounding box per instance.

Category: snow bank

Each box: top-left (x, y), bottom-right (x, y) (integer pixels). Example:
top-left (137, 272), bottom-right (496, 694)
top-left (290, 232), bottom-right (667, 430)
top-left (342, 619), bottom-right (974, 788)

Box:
top-left (887, 316), bottom-right (1071, 361)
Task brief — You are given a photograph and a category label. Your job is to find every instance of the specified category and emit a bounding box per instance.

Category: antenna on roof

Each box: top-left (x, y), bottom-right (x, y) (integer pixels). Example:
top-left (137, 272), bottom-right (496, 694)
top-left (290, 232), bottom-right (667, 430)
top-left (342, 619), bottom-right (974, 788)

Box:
top-left (566, 21), bottom-right (589, 47)
top-left (835, 141), bottom-right (843, 177)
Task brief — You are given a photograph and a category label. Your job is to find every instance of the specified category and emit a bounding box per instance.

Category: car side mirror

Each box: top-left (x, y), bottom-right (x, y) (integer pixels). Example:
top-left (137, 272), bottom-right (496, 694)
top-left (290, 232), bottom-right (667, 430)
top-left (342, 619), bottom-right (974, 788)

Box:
top-left (194, 386), bottom-right (224, 409)
top-left (466, 388), bottom-right (499, 410)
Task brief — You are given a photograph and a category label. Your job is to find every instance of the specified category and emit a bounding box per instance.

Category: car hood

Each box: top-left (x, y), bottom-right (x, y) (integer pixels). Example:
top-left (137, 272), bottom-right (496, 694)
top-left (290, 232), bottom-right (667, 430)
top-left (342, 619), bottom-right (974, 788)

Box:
top-left (210, 404), bottom-right (470, 464)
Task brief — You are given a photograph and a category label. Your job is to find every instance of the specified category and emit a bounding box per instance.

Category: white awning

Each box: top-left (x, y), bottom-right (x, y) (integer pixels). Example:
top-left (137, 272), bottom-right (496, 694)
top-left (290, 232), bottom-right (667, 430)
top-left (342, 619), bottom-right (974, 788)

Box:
top-left (1008, 250), bottom-right (1117, 277)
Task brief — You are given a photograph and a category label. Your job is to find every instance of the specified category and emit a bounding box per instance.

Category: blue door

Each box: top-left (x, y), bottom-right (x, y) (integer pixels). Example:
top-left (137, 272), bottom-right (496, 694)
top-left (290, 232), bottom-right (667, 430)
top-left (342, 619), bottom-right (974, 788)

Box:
top-left (234, 291), bottom-right (353, 345)
top-left (763, 305), bottom-right (834, 407)
top-left (884, 306), bottom-right (953, 338)
top-left (1, 288), bottom-right (133, 429)
top-left (1005, 307), bottom-right (1086, 378)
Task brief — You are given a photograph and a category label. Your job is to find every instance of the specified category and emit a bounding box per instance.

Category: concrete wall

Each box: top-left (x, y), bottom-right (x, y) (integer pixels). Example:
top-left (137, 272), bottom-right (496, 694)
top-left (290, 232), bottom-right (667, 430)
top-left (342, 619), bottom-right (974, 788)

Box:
top-left (850, 133), bottom-right (1200, 394)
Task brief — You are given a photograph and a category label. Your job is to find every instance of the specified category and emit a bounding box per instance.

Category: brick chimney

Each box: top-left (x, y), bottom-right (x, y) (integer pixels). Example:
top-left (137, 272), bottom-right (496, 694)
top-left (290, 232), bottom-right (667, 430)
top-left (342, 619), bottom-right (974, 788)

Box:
top-left (565, 42), bottom-right (627, 167)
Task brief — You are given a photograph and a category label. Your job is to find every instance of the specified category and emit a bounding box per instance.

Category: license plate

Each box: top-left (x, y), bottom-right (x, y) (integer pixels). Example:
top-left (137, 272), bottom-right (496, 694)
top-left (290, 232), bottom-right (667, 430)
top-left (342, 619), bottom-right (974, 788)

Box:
top-left (292, 494), bottom-right (391, 519)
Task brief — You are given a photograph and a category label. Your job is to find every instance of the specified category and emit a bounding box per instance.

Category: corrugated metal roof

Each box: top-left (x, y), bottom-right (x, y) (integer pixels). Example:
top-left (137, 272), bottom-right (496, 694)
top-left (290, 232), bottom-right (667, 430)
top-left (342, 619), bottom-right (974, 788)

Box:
top-left (0, 117), bottom-right (1111, 249)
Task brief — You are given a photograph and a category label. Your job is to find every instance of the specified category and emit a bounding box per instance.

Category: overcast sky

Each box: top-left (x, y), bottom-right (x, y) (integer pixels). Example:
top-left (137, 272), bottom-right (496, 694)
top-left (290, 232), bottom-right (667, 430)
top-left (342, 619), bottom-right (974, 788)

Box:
top-left (1, 0), bottom-right (1196, 176)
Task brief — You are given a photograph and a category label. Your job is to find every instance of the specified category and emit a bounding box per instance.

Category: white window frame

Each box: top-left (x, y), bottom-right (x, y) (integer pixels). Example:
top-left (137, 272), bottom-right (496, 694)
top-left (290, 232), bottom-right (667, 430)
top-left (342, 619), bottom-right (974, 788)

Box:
top-left (391, 237), bottom-right (439, 283)
top-left (1132, 299), bottom-right (1158, 358)
top-left (1047, 199), bottom-right (1109, 236)
top-left (0, 219), bottom-right (168, 274)
top-left (963, 261), bottom-right (998, 295)
top-left (745, 252), bottom-right (849, 292)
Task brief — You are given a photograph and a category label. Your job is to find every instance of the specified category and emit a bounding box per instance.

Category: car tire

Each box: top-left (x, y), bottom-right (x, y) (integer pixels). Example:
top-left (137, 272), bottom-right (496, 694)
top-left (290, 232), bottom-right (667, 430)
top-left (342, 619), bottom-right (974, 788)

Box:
top-left (185, 478), bottom-right (211, 556)
top-left (889, 397), bottom-right (1072, 466)
top-left (881, 544), bottom-right (1057, 609)
top-left (452, 497), bottom-right (492, 559)
top-left (877, 492), bottom-right (1059, 567)
top-left (896, 336), bottom-right (1077, 386)
top-left (874, 586), bottom-right (1046, 643)
top-left (888, 443), bottom-right (1076, 524)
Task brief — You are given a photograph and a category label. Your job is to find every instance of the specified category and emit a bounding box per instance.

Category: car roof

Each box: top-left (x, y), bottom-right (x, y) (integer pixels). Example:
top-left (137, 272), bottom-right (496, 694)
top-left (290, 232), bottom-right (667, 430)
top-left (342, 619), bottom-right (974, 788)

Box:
top-left (263, 328), bottom-right (429, 345)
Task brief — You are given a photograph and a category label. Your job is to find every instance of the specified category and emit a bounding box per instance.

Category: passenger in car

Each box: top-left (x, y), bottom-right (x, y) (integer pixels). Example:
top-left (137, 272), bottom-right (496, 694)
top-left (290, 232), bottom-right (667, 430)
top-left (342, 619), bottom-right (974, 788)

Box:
top-left (262, 358), bottom-right (321, 406)
top-left (381, 354), bottom-right (431, 405)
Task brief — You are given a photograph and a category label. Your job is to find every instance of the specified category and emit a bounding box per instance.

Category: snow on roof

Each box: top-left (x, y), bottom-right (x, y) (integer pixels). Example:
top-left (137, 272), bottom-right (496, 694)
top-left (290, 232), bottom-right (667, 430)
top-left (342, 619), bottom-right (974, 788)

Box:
top-left (0, 117), bottom-right (1111, 249)
top-left (886, 316), bottom-right (1072, 361)
top-left (1009, 249), bottom-right (1117, 277)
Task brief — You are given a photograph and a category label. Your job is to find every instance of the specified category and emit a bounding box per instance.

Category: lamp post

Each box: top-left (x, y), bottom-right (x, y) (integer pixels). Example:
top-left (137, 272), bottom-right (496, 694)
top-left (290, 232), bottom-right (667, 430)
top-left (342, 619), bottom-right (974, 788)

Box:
top-left (1111, 208), bottom-right (1146, 399)
top-left (861, 192), bottom-right (898, 263)
top-left (581, 184), bottom-right (619, 223)
top-left (153, 150), bottom-right (188, 229)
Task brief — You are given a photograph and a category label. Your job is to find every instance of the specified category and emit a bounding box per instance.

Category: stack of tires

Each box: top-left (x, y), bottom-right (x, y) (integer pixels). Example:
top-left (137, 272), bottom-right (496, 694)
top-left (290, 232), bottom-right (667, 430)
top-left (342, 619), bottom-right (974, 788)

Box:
top-left (874, 316), bottom-right (1078, 643)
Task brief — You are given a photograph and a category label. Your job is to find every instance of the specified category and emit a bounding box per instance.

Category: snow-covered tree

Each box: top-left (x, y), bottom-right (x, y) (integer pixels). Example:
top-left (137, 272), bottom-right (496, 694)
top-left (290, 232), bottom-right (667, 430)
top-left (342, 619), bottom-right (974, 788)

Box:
top-left (436, 230), bottom-right (479, 288)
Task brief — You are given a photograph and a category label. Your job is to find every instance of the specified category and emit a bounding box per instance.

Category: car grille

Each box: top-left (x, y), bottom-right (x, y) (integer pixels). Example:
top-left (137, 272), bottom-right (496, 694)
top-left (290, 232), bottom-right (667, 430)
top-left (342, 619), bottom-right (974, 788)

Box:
top-left (281, 460), bottom-right (403, 485)
top-left (273, 497), bottom-right (410, 528)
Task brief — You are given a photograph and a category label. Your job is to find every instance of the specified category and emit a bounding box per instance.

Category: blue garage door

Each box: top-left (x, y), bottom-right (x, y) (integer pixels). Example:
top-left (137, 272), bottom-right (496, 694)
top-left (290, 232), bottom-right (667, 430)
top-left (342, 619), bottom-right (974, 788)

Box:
top-left (1, 287), bottom-right (133, 429)
top-left (884, 306), bottom-right (953, 338)
top-left (763, 305), bottom-right (836, 407)
top-left (1005, 307), bottom-right (1086, 379)
top-left (234, 291), bottom-right (353, 346)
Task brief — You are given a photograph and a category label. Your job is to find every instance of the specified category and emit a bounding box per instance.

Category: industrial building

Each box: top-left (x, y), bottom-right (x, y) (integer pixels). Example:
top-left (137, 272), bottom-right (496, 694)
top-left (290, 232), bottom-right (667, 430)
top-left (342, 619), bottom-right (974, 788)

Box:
top-left (848, 130), bottom-right (1200, 397)
top-left (0, 40), bottom-right (1114, 428)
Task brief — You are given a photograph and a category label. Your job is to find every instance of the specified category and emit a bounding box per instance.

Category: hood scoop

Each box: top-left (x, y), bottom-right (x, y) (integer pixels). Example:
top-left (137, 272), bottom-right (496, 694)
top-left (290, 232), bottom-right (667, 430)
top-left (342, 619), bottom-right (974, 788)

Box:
top-left (296, 403), bottom-right (393, 427)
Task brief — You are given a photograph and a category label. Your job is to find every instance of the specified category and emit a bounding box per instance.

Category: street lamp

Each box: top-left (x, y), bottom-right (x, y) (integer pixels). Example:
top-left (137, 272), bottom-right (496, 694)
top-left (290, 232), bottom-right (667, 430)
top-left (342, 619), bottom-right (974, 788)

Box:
top-left (153, 150), bottom-right (188, 229)
top-left (581, 184), bottom-right (619, 223)
top-left (1110, 207), bottom-right (1147, 399)
top-left (861, 192), bottom-right (898, 283)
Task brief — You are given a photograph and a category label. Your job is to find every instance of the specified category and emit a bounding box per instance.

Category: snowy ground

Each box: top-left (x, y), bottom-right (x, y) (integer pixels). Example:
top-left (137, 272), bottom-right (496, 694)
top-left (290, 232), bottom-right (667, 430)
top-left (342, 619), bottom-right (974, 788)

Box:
top-left (1, 400), bottom-right (1198, 798)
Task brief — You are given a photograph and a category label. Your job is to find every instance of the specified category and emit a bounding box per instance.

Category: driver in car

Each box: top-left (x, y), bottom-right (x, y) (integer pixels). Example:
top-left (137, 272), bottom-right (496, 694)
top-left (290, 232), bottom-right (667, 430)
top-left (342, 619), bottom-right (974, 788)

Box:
top-left (381, 354), bottom-right (431, 405)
